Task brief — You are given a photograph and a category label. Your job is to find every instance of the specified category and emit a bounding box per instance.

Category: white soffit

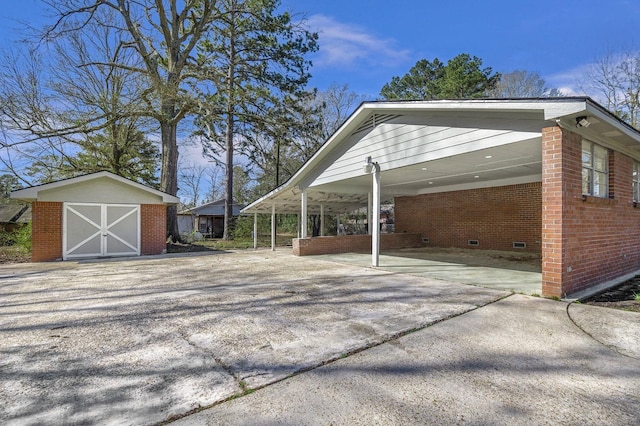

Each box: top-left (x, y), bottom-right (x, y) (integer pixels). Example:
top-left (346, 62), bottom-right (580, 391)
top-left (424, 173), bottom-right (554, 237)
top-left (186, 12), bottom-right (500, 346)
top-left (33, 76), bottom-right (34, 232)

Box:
top-left (241, 98), bottom-right (640, 214)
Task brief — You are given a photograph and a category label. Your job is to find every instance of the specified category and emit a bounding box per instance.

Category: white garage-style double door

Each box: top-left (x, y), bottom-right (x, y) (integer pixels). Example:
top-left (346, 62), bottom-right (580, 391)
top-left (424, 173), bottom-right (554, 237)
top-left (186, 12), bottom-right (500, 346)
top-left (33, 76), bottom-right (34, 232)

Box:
top-left (63, 203), bottom-right (140, 260)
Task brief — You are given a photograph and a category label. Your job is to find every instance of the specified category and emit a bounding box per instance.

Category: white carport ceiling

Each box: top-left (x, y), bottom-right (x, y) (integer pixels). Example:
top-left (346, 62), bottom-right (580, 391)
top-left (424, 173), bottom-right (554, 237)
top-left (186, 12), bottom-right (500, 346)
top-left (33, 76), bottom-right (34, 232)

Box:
top-left (242, 98), bottom-right (640, 215)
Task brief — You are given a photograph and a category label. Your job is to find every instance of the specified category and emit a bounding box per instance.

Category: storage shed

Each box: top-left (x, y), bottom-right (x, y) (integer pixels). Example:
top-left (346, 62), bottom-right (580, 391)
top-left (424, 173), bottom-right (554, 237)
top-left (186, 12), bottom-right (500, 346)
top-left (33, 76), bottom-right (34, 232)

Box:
top-left (10, 171), bottom-right (179, 261)
top-left (177, 199), bottom-right (244, 238)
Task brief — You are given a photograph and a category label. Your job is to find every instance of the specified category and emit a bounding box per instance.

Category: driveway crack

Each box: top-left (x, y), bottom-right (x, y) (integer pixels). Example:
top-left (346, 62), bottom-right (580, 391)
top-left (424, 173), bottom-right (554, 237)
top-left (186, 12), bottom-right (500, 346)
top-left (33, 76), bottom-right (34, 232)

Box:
top-left (177, 331), bottom-right (247, 391)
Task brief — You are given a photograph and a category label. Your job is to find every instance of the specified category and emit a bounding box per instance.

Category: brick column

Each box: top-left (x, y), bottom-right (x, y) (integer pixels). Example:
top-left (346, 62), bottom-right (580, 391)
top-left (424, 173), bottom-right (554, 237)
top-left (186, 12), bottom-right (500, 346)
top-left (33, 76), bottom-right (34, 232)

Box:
top-left (541, 126), bottom-right (582, 297)
top-left (31, 201), bottom-right (63, 262)
top-left (140, 204), bottom-right (167, 255)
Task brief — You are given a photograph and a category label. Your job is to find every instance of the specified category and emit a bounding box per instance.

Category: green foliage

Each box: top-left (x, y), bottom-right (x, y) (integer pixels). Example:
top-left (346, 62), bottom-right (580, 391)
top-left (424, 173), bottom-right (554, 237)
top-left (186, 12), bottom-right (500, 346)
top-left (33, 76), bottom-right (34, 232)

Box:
top-left (234, 213), bottom-right (299, 239)
top-left (28, 129), bottom-right (160, 187)
top-left (0, 175), bottom-right (22, 201)
top-left (193, 0), bottom-right (318, 238)
top-left (0, 223), bottom-right (31, 251)
top-left (380, 53), bottom-right (500, 100)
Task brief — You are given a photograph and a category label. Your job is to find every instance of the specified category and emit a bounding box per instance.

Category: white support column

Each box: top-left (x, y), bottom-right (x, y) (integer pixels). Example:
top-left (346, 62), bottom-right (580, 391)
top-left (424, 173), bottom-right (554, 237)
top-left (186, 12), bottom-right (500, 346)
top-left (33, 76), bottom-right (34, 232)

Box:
top-left (253, 212), bottom-right (258, 250)
top-left (301, 189), bottom-right (308, 238)
top-left (337, 214), bottom-right (341, 236)
top-left (372, 165), bottom-right (381, 267)
top-left (296, 213), bottom-right (300, 238)
top-left (367, 192), bottom-right (372, 235)
top-left (271, 204), bottom-right (276, 251)
top-left (320, 204), bottom-right (325, 237)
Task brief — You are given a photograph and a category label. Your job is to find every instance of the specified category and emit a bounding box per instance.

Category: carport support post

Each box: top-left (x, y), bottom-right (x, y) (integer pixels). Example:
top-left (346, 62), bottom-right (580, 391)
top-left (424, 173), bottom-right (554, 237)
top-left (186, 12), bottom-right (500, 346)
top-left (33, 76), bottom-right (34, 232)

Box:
top-left (367, 192), bottom-right (372, 235)
top-left (296, 214), bottom-right (300, 238)
top-left (337, 214), bottom-right (341, 236)
top-left (253, 213), bottom-right (258, 249)
top-left (371, 164), bottom-right (381, 267)
top-left (271, 204), bottom-right (276, 251)
top-left (320, 204), bottom-right (325, 236)
top-left (301, 189), bottom-right (308, 238)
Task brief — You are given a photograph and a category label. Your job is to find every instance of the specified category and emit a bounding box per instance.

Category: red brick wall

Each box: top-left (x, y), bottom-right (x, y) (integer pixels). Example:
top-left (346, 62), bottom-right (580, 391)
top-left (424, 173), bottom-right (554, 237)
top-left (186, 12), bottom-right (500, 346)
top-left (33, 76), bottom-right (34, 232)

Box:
top-left (293, 233), bottom-right (423, 256)
top-left (140, 204), bottom-right (167, 255)
top-left (31, 201), bottom-right (63, 262)
top-left (542, 126), bottom-right (640, 297)
top-left (395, 183), bottom-right (542, 253)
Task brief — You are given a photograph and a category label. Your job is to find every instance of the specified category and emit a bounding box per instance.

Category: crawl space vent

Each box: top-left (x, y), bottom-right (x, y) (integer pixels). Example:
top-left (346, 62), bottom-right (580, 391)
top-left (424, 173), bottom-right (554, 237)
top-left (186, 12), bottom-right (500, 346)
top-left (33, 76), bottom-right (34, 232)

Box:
top-left (513, 242), bottom-right (526, 249)
top-left (422, 237), bottom-right (429, 243)
top-left (468, 240), bottom-right (480, 246)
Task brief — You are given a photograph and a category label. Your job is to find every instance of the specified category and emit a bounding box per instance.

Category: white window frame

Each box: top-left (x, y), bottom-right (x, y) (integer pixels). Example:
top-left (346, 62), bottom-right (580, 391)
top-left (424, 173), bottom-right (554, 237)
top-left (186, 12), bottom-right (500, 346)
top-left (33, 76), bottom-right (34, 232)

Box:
top-left (582, 140), bottom-right (609, 198)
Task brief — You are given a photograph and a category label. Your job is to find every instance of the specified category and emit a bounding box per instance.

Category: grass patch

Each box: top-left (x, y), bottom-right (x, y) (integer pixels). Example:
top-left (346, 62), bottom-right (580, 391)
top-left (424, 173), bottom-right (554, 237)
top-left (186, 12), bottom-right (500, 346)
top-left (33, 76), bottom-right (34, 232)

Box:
top-left (168, 235), bottom-right (294, 253)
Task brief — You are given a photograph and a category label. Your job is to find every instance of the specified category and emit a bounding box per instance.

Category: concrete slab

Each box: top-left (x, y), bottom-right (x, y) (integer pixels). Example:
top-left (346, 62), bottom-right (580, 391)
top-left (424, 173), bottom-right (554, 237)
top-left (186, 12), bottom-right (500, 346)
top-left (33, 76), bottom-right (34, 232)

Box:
top-left (175, 294), bottom-right (640, 426)
top-left (0, 249), bottom-right (506, 425)
top-left (314, 247), bottom-right (542, 295)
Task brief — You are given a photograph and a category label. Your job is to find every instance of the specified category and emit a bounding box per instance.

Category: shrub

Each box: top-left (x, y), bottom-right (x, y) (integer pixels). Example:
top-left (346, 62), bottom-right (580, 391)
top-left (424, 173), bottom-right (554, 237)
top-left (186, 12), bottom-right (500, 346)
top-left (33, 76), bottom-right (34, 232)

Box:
top-left (0, 223), bottom-right (31, 251)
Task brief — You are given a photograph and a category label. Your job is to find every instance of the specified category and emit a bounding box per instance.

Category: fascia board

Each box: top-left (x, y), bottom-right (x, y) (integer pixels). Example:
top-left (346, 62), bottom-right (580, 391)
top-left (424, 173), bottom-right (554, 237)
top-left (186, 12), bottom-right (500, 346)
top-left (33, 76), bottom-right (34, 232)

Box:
top-left (10, 171), bottom-right (180, 204)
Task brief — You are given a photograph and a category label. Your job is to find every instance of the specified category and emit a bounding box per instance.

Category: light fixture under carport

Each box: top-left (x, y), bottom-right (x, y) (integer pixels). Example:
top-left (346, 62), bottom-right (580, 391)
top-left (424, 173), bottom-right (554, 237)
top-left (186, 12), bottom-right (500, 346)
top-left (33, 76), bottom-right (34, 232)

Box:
top-left (364, 156), bottom-right (381, 267)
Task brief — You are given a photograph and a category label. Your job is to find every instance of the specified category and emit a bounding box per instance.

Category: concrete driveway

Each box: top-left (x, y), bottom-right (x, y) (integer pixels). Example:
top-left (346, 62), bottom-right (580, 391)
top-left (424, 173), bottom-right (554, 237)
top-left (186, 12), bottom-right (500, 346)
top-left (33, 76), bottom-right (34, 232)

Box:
top-left (178, 294), bottom-right (640, 425)
top-left (0, 250), bottom-right (507, 425)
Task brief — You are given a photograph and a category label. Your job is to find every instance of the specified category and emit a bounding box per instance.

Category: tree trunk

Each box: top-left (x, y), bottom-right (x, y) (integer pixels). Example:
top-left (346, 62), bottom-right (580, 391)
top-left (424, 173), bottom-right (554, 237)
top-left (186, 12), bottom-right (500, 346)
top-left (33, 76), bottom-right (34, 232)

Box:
top-left (160, 102), bottom-right (180, 242)
top-left (223, 112), bottom-right (234, 240)
top-left (223, 13), bottom-right (236, 241)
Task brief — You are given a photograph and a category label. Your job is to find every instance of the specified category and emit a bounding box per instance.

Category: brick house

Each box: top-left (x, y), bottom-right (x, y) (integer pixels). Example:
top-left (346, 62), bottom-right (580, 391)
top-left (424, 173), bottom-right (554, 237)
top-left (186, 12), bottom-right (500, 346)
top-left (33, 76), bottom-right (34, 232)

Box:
top-left (10, 171), bottom-right (179, 261)
top-left (242, 98), bottom-right (640, 299)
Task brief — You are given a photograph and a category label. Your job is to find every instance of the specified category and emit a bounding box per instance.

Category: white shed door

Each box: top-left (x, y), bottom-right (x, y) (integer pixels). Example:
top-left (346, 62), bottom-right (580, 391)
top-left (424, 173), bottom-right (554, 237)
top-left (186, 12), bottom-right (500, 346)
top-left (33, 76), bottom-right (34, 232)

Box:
top-left (64, 203), bottom-right (140, 260)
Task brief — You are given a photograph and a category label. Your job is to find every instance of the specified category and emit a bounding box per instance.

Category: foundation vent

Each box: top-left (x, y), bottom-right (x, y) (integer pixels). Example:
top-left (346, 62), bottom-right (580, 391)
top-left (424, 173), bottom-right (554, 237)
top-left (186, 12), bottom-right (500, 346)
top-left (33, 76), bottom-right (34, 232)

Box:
top-left (468, 240), bottom-right (480, 246)
top-left (513, 242), bottom-right (526, 249)
top-left (422, 237), bottom-right (429, 243)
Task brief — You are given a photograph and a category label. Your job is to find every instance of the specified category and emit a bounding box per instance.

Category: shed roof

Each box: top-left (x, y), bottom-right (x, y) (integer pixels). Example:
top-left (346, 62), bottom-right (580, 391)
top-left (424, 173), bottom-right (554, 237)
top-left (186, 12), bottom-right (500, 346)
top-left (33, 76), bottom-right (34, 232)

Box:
top-left (10, 171), bottom-right (180, 204)
top-left (0, 204), bottom-right (30, 223)
top-left (178, 199), bottom-right (244, 216)
top-left (242, 97), bottom-right (640, 214)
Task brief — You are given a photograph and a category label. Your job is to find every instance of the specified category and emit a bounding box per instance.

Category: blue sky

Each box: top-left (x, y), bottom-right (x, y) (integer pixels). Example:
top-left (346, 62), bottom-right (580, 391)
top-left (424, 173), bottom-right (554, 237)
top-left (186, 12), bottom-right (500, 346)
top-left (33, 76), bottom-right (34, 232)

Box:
top-left (292, 0), bottom-right (640, 97)
top-left (1, 0), bottom-right (638, 98)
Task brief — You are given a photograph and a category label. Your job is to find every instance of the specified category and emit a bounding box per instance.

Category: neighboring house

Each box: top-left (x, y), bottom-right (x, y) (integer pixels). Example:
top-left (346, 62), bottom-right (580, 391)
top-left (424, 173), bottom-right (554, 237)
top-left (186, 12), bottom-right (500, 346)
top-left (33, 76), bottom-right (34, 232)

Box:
top-left (11, 171), bottom-right (179, 261)
top-left (0, 204), bottom-right (31, 232)
top-left (178, 200), bottom-right (244, 238)
top-left (242, 97), bottom-right (640, 299)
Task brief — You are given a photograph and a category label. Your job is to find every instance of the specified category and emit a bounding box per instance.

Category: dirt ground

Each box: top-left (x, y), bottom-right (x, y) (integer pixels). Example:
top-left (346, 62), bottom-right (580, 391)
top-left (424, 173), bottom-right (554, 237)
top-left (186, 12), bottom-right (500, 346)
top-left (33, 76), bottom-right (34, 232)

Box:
top-left (583, 276), bottom-right (640, 312)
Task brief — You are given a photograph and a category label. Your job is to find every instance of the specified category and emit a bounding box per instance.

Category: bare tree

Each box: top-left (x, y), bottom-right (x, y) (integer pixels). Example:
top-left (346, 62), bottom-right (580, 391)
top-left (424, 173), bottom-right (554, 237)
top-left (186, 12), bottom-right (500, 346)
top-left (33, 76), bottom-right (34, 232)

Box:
top-left (177, 162), bottom-right (207, 209)
top-left (204, 166), bottom-right (224, 203)
top-left (0, 20), bottom-right (159, 186)
top-left (488, 70), bottom-right (563, 98)
top-left (316, 82), bottom-right (367, 140)
top-left (581, 51), bottom-right (640, 129)
top-left (40, 0), bottom-right (224, 241)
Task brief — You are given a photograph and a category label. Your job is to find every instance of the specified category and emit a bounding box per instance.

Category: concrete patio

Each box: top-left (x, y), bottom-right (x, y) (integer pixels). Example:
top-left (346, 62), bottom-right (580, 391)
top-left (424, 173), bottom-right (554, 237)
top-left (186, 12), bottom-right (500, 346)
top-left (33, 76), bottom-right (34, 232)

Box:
top-left (314, 247), bottom-right (542, 295)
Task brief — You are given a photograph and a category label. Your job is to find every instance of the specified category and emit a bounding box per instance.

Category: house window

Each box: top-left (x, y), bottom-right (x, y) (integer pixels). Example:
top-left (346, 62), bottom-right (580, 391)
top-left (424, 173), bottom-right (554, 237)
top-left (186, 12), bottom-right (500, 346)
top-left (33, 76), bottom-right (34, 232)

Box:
top-left (582, 140), bottom-right (608, 198)
top-left (634, 162), bottom-right (640, 202)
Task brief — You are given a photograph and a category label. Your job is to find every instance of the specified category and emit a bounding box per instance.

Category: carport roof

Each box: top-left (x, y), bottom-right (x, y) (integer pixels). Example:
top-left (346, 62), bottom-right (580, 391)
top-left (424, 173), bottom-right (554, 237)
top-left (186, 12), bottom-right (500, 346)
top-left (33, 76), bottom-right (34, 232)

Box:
top-left (242, 97), bottom-right (640, 214)
top-left (10, 171), bottom-right (180, 204)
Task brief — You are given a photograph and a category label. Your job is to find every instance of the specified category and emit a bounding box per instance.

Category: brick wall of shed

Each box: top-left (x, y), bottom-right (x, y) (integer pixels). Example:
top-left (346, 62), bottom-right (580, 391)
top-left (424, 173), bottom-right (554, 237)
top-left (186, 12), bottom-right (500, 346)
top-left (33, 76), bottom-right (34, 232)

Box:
top-left (293, 233), bottom-right (423, 256)
top-left (31, 201), bottom-right (63, 262)
top-left (140, 204), bottom-right (167, 255)
top-left (542, 126), bottom-right (640, 298)
top-left (394, 183), bottom-right (542, 253)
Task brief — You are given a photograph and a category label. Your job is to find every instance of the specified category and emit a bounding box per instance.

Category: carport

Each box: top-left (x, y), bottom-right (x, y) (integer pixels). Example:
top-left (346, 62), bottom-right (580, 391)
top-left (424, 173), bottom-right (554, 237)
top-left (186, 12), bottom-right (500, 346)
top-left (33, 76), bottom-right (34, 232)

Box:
top-left (243, 98), bottom-right (640, 298)
top-left (11, 171), bottom-right (180, 261)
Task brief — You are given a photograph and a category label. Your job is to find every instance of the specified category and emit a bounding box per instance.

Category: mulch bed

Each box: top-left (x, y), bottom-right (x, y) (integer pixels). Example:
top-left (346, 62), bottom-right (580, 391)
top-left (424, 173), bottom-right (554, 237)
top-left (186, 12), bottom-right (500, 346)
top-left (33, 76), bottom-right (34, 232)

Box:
top-left (582, 276), bottom-right (640, 313)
